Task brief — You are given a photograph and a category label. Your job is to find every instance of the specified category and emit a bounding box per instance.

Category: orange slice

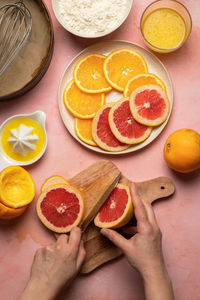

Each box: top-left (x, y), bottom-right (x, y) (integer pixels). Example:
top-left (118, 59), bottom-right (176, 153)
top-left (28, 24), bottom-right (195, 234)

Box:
top-left (124, 73), bottom-right (167, 97)
top-left (41, 175), bottom-right (69, 193)
top-left (36, 184), bottom-right (84, 233)
top-left (104, 48), bottom-right (148, 92)
top-left (63, 80), bottom-right (105, 119)
top-left (73, 54), bottom-right (112, 93)
top-left (0, 166), bottom-right (35, 208)
top-left (94, 184), bottom-right (133, 228)
top-left (75, 118), bottom-right (97, 146)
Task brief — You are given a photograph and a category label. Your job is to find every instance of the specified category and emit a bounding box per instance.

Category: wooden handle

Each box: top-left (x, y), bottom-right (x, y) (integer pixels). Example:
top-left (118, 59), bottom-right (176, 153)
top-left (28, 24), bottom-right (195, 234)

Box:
top-left (120, 176), bottom-right (175, 203)
top-left (135, 176), bottom-right (175, 203)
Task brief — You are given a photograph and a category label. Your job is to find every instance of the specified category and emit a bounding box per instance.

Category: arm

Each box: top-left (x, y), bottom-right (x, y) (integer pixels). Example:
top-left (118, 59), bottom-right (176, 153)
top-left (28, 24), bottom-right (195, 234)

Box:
top-left (18, 227), bottom-right (86, 300)
top-left (101, 184), bottom-right (175, 300)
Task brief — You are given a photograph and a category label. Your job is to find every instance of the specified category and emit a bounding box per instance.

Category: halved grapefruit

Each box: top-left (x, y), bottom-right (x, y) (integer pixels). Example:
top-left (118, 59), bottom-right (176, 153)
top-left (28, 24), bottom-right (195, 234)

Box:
top-left (36, 184), bottom-right (84, 233)
top-left (94, 184), bottom-right (133, 229)
top-left (130, 84), bottom-right (170, 126)
top-left (109, 98), bottom-right (152, 144)
top-left (41, 175), bottom-right (69, 193)
top-left (92, 103), bottom-right (129, 152)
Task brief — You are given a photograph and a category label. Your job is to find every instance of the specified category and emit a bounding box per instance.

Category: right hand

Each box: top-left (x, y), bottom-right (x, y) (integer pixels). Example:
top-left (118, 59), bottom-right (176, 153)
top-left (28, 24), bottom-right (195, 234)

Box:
top-left (101, 184), bottom-right (165, 279)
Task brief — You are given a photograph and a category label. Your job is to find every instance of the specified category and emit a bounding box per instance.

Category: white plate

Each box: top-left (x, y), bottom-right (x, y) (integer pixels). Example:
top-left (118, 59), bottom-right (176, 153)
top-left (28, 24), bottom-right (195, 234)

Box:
top-left (58, 41), bottom-right (173, 155)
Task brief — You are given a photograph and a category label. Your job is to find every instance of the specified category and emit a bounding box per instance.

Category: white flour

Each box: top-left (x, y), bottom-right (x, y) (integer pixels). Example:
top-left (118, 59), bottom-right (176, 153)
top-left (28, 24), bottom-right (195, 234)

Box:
top-left (58, 0), bottom-right (130, 36)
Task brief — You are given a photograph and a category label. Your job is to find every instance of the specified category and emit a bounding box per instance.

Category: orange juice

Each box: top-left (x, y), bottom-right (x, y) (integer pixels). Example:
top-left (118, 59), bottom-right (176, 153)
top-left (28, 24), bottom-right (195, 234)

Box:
top-left (142, 8), bottom-right (186, 49)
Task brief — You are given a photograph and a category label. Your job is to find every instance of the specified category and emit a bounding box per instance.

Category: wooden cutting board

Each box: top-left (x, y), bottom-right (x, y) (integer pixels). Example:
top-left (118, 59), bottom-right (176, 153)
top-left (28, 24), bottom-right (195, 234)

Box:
top-left (56, 160), bottom-right (175, 274)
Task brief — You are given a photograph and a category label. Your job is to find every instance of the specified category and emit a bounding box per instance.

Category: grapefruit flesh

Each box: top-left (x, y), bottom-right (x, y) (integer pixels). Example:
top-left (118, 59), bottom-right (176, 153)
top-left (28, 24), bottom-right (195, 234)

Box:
top-left (109, 98), bottom-right (152, 144)
top-left (37, 185), bottom-right (84, 233)
top-left (130, 84), bottom-right (170, 126)
top-left (92, 103), bottom-right (129, 152)
top-left (94, 184), bottom-right (133, 228)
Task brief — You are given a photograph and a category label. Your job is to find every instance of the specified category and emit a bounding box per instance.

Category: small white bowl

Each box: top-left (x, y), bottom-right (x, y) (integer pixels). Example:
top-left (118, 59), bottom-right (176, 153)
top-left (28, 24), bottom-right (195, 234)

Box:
top-left (0, 111), bottom-right (47, 170)
top-left (51, 0), bottom-right (133, 38)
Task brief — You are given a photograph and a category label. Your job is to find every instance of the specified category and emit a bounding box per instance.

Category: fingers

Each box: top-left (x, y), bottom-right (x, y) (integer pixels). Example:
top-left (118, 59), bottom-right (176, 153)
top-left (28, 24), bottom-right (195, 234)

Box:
top-left (68, 227), bottom-right (82, 255)
top-left (76, 240), bottom-right (86, 270)
top-left (57, 234), bottom-right (69, 246)
top-left (101, 228), bottom-right (129, 252)
top-left (130, 184), bottom-right (160, 233)
top-left (130, 184), bottom-right (149, 229)
top-left (141, 198), bottom-right (159, 228)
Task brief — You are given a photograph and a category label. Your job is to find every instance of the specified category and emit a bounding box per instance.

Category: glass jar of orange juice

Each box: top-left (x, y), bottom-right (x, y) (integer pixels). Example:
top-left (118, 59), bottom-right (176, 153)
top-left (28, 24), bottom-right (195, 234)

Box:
top-left (140, 0), bottom-right (192, 53)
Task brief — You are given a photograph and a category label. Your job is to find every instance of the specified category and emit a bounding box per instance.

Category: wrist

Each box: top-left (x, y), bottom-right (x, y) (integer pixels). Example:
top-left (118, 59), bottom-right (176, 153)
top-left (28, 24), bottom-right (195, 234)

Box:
top-left (142, 261), bottom-right (169, 283)
top-left (142, 264), bottom-right (171, 286)
top-left (20, 278), bottom-right (58, 300)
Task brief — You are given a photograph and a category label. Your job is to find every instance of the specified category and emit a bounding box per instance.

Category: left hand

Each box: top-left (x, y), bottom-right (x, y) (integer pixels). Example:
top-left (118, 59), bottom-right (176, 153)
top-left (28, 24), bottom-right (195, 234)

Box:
top-left (19, 227), bottom-right (85, 300)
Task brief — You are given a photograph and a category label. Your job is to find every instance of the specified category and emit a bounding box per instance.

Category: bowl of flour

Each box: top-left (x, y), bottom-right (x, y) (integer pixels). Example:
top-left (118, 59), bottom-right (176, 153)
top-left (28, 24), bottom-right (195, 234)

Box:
top-left (52, 0), bottom-right (133, 38)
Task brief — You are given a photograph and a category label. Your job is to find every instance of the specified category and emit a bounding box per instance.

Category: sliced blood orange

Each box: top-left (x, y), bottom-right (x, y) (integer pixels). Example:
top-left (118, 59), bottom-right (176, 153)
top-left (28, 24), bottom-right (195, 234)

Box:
top-left (36, 184), bottom-right (84, 233)
top-left (41, 175), bottom-right (69, 193)
top-left (109, 98), bottom-right (152, 144)
top-left (130, 84), bottom-right (170, 126)
top-left (94, 184), bottom-right (133, 229)
top-left (92, 103), bottom-right (129, 152)
top-left (73, 54), bottom-right (112, 94)
top-left (103, 48), bottom-right (148, 92)
top-left (124, 73), bottom-right (167, 97)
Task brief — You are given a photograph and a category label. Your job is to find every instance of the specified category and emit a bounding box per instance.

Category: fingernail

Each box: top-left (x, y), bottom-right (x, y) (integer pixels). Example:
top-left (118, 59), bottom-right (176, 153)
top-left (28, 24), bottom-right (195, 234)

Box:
top-left (101, 228), bottom-right (108, 234)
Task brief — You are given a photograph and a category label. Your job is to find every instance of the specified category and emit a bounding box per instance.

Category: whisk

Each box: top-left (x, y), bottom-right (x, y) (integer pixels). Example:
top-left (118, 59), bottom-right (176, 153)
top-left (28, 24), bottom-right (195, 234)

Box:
top-left (0, 1), bottom-right (32, 76)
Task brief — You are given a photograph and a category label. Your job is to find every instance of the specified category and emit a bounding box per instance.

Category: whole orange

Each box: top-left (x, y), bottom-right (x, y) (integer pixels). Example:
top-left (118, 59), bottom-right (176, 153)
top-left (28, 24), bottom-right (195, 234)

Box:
top-left (164, 129), bottom-right (200, 173)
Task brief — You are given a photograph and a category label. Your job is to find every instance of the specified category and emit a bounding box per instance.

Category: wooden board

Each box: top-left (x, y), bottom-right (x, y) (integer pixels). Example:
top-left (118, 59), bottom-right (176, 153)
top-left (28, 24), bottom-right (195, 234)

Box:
top-left (0, 0), bottom-right (54, 101)
top-left (67, 160), bottom-right (121, 231)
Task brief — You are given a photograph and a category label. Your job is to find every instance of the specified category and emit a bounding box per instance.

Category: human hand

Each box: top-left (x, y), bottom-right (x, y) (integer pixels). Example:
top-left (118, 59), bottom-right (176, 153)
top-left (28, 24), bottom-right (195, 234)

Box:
top-left (101, 184), bottom-right (164, 279)
top-left (19, 227), bottom-right (85, 300)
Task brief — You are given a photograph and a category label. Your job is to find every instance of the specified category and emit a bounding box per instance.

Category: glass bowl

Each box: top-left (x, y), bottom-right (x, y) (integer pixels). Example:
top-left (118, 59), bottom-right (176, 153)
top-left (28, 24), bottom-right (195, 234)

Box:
top-left (140, 0), bottom-right (192, 53)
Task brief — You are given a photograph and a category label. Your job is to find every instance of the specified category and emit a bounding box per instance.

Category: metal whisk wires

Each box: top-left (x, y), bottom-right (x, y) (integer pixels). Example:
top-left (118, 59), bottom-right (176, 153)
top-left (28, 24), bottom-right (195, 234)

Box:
top-left (0, 1), bottom-right (32, 76)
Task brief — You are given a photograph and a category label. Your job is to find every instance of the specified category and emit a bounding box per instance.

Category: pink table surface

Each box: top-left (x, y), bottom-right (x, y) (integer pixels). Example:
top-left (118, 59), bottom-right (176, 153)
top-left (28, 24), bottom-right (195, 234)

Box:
top-left (0, 0), bottom-right (200, 299)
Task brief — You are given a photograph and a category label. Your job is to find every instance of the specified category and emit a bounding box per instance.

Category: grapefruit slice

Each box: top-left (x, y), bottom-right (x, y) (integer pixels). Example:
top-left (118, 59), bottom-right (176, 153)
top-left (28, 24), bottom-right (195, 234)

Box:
top-left (130, 84), bottom-right (170, 126)
top-left (109, 98), bottom-right (152, 144)
top-left (92, 103), bottom-right (129, 152)
top-left (36, 184), bottom-right (84, 233)
top-left (94, 184), bottom-right (133, 229)
top-left (41, 175), bottom-right (69, 193)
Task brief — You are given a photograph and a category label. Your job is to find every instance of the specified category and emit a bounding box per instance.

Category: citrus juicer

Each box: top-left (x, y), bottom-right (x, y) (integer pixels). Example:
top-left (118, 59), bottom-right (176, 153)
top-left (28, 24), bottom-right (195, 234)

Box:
top-left (0, 111), bottom-right (47, 171)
